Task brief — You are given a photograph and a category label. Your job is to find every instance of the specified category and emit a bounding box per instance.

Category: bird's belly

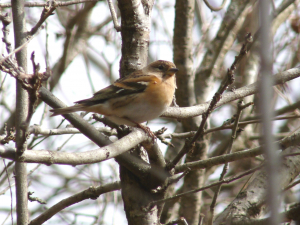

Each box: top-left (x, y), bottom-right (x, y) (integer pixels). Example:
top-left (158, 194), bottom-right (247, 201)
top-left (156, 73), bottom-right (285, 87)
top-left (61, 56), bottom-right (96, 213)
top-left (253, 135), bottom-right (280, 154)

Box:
top-left (120, 99), bottom-right (168, 124)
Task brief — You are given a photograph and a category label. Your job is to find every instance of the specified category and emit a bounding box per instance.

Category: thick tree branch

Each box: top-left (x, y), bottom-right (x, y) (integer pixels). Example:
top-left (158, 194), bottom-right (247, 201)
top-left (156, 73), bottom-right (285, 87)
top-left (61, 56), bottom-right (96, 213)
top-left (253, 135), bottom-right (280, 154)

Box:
top-left (39, 87), bottom-right (111, 147)
top-left (39, 86), bottom-right (165, 181)
top-left (0, 129), bottom-right (149, 165)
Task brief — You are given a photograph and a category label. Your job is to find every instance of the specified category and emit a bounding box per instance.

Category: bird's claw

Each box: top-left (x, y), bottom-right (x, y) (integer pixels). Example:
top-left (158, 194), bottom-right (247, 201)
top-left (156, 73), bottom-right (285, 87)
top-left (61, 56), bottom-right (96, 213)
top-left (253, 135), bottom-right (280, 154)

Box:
top-left (137, 124), bottom-right (157, 142)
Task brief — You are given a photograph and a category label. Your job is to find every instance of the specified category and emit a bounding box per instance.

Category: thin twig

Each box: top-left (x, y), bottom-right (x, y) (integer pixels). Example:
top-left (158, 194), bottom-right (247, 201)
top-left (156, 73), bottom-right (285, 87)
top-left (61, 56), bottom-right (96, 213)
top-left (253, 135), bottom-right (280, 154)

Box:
top-left (175, 131), bottom-right (300, 174)
top-left (163, 217), bottom-right (188, 225)
top-left (83, 50), bottom-right (96, 92)
top-left (203, 0), bottom-right (227, 11)
top-left (162, 168), bottom-right (191, 189)
top-left (28, 0), bottom-right (57, 36)
top-left (147, 164), bottom-right (263, 209)
top-left (283, 179), bottom-right (300, 191)
top-left (40, 22), bottom-right (50, 127)
top-left (106, 0), bottom-right (121, 32)
top-left (28, 192), bottom-right (46, 204)
top-left (0, 26), bottom-right (43, 66)
top-left (2, 159), bottom-right (13, 225)
top-left (160, 114), bottom-right (299, 140)
top-left (0, 12), bottom-right (12, 54)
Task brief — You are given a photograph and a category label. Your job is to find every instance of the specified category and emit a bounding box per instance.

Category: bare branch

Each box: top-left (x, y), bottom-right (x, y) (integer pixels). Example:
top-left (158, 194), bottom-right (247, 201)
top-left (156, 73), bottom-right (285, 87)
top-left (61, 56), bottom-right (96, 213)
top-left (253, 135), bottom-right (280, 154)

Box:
top-left (28, 191), bottom-right (46, 204)
top-left (28, 1), bottom-right (57, 36)
top-left (0, 128), bottom-right (149, 165)
top-left (39, 87), bottom-right (111, 147)
top-left (163, 67), bottom-right (300, 119)
top-left (12, 0), bottom-right (29, 223)
top-left (0, 25), bottom-right (43, 66)
top-left (203, 0), bottom-right (227, 11)
top-left (27, 124), bottom-right (117, 136)
top-left (160, 115), bottom-right (300, 140)
top-left (29, 182), bottom-right (121, 225)
top-left (0, 12), bottom-right (12, 54)
top-left (0, 0), bottom-right (102, 8)
top-left (175, 130), bottom-right (300, 173)
top-left (106, 0), bottom-right (121, 31)
top-left (163, 217), bottom-right (188, 225)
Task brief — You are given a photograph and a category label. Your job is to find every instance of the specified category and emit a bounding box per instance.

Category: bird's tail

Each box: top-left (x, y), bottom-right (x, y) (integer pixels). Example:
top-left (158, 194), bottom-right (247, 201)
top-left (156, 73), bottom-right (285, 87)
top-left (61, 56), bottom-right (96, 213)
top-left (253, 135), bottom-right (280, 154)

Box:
top-left (50, 105), bottom-right (84, 117)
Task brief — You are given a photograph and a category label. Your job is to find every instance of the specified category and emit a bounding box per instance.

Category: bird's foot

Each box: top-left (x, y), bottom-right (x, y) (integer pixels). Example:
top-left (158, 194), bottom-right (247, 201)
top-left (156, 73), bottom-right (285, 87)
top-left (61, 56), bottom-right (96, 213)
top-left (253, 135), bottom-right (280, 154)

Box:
top-left (137, 123), bottom-right (156, 142)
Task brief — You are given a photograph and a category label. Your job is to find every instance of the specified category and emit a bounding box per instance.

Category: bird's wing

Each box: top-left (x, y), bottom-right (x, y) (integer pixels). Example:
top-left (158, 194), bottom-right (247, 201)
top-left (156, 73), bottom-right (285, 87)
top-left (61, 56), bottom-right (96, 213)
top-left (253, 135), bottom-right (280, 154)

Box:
top-left (75, 72), bottom-right (156, 106)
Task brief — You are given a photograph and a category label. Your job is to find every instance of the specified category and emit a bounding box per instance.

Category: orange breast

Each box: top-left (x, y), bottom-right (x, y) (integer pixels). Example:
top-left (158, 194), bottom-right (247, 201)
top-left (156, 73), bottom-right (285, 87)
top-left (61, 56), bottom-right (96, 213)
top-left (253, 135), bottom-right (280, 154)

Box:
top-left (144, 76), bottom-right (176, 107)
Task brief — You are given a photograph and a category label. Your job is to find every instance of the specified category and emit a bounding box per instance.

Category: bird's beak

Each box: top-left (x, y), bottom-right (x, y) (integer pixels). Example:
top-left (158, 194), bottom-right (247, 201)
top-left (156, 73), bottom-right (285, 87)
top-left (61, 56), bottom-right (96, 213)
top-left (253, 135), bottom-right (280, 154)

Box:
top-left (167, 68), bottom-right (179, 75)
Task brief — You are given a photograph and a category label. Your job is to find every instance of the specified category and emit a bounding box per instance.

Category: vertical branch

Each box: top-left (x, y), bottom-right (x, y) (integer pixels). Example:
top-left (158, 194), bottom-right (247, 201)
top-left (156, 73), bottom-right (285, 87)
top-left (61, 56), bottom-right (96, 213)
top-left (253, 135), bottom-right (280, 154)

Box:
top-left (11, 0), bottom-right (29, 224)
top-left (116, 1), bottom-right (159, 225)
top-left (0, 12), bottom-right (12, 54)
top-left (118, 0), bottom-right (154, 76)
top-left (259, 1), bottom-right (280, 225)
top-left (172, 0), bottom-right (205, 224)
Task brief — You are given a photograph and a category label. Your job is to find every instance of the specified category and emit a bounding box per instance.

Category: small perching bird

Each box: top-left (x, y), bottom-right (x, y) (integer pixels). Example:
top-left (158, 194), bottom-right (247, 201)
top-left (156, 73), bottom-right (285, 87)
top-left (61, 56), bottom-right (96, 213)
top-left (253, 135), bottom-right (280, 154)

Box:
top-left (50, 60), bottom-right (178, 138)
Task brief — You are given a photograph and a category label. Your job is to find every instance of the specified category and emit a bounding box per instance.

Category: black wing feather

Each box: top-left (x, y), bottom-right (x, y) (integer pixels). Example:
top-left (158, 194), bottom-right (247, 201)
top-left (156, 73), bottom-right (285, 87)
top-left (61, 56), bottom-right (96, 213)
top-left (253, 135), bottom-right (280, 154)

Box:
top-left (74, 81), bottom-right (148, 106)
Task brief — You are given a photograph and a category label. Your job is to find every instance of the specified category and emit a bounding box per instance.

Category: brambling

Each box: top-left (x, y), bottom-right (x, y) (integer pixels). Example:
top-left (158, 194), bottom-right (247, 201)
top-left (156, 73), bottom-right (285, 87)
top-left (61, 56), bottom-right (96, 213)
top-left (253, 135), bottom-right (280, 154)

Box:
top-left (50, 60), bottom-right (178, 138)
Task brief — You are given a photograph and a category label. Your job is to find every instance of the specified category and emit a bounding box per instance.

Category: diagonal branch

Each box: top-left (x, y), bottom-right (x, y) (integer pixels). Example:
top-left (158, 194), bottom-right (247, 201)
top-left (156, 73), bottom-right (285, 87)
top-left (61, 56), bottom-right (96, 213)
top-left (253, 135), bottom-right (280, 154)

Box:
top-left (29, 181), bottom-right (121, 225)
top-left (28, 1), bottom-right (57, 36)
top-left (0, 128), bottom-right (149, 165)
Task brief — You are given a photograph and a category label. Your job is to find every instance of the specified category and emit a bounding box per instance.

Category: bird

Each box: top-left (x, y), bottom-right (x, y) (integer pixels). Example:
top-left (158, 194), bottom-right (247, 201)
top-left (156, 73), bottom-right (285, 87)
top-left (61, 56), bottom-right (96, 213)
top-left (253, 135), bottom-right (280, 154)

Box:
top-left (50, 60), bottom-right (178, 139)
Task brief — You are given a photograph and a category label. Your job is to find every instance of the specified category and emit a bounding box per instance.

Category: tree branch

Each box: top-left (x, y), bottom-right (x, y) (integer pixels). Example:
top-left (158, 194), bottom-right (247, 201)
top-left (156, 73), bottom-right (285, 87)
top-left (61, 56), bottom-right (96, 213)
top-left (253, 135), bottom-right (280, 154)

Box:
top-left (29, 181), bottom-right (121, 225)
top-left (0, 0), bottom-right (102, 8)
top-left (0, 129), bottom-right (150, 165)
top-left (163, 67), bottom-right (300, 119)
top-left (175, 130), bottom-right (300, 173)
top-left (12, 0), bottom-right (29, 223)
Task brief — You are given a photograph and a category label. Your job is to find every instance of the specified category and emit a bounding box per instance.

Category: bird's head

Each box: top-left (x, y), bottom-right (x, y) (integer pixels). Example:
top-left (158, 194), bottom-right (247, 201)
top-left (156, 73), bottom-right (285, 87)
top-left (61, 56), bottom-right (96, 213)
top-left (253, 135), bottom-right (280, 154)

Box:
top-left (144, 60), bottom-right (179, 78)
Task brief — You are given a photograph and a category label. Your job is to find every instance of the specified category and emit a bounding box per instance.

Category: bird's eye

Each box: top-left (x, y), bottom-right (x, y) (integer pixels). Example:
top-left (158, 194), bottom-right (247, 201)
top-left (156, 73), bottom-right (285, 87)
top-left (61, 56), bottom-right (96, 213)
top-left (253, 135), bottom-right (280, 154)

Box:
top-left (158, 65), bottom-right (164, 70)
